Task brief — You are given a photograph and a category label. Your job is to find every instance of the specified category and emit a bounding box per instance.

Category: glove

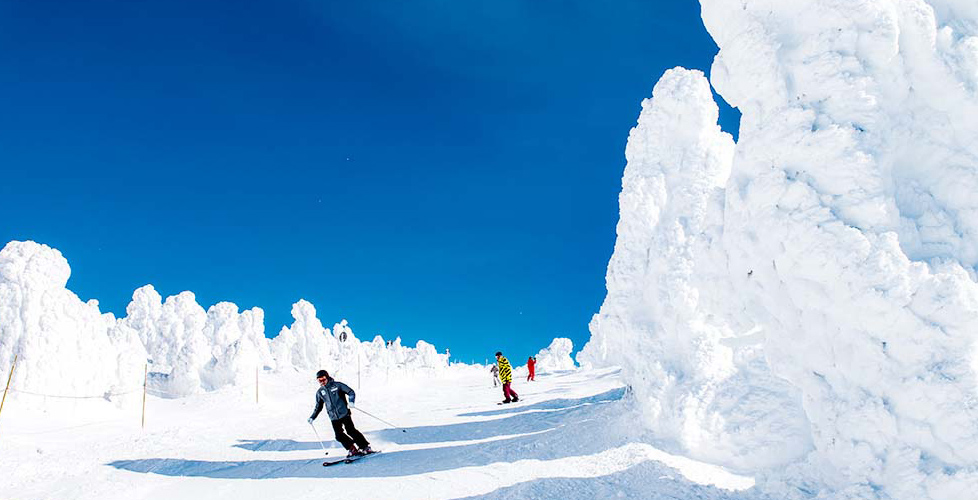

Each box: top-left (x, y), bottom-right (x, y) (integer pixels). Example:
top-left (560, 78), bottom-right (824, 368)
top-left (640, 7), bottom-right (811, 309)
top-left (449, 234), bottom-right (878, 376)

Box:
top-left (349, 401), bottom-right (355, 408)
top-left (307, 417), bottom-right (314, 425)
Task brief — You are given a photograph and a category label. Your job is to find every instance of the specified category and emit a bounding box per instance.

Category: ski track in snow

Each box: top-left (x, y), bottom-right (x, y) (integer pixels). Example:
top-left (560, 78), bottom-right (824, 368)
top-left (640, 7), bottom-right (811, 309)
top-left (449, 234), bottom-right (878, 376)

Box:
top-left (1, 368), bottom-right (765, 499)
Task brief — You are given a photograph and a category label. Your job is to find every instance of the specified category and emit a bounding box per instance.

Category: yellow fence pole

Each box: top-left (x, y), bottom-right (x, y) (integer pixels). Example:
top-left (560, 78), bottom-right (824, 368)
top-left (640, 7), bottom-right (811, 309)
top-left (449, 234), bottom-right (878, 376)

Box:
top-left (141, 363), bottom-right (148, 429)
top-left (0, 354), bottom-right (18, 434)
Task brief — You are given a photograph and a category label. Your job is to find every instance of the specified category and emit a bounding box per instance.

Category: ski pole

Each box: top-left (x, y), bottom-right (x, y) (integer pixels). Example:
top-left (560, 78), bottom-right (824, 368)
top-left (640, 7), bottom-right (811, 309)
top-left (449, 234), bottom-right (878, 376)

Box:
top-left (354, 407), bottom-right (407, 433)
top-left (309, 422), bottom-right (330, 455)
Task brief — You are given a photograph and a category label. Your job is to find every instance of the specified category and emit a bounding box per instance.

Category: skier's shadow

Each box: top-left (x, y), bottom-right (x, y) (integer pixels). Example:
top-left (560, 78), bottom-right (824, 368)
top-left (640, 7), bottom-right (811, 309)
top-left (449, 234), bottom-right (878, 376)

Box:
top-left (108, 388), bottom-right (626, 480)
top-left (371, 387), bottom-right (625, 445)
top-left (233, 439), bottom-right (323, 452)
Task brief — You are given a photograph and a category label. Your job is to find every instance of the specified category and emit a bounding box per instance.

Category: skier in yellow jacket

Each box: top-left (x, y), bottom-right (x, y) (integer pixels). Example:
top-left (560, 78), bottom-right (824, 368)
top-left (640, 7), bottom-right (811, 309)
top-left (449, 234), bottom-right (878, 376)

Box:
top-left (495, 351), bottom-right (520, 404)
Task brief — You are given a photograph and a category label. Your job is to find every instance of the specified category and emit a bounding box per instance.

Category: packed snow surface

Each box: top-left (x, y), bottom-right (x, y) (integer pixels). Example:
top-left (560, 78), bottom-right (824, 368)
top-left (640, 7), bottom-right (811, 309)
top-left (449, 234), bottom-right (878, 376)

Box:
top-left (582, 0), bottom-right (978, 499)
top-left (0, 368), bottom-right (763, 500)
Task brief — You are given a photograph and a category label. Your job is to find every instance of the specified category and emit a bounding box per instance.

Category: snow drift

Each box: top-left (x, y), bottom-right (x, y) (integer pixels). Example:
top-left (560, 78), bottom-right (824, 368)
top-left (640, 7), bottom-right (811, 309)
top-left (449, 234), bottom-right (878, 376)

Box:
top-left (583, 0), bottom-right (978, 498)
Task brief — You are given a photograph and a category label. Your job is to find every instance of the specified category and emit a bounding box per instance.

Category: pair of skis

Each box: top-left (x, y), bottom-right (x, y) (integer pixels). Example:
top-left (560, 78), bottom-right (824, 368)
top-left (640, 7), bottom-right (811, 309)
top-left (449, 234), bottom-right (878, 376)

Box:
top-left (323, 450), bottom-right (381, 467)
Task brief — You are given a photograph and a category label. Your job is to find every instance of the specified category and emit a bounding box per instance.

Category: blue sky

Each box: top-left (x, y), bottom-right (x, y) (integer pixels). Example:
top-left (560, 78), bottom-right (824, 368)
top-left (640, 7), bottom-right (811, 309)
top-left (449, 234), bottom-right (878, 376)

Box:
top-left (0, 0), bottom-right (738, 365)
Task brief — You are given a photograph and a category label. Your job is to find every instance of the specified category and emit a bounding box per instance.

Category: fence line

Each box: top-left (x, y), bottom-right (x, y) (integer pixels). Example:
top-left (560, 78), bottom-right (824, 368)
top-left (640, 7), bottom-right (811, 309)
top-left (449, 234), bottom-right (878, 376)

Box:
top-left (13, 419), bottom-right (132, 436)
top-left (0, 362), bottom-right (446, 437)
top-left (144, 380), bottom-right (258, 399)
top-left (7, 387), bottom-right (143, 400)
top-left (7, 381), bottom-right (253, 400)
top-left (0, 364), bottom-right (265, 437)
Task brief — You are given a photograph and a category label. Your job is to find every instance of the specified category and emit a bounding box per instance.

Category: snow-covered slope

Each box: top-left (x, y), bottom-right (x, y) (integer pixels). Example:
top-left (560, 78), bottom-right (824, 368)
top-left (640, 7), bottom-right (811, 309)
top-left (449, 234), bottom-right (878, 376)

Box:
top-left (0, 367), bottom-right (762, 500)
top-left (583, 1), bottom-right (978, 499)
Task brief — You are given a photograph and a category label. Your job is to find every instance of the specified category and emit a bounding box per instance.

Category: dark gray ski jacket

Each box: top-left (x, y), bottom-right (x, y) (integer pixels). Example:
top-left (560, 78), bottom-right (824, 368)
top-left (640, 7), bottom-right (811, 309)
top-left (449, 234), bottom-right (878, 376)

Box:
top-left (310, 379), bottom-right (356, 421)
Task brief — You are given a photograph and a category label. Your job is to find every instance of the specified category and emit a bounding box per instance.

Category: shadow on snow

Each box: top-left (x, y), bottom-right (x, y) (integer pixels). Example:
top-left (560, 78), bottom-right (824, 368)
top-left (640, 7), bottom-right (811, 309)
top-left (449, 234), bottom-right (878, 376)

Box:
top-left (233, 439), bottom-right (323, 452)
top-left (109, 388), bottom-right (627, 480)
top-left (456, 387), bottom-right (625, 418)
top-left (457, 461), bottom-right (768, 500)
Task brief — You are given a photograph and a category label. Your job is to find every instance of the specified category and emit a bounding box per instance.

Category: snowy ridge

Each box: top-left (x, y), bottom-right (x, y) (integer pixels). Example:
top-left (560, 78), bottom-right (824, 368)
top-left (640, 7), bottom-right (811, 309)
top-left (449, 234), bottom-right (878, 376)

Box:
top-left (583, 1), bottom-right (978, 498)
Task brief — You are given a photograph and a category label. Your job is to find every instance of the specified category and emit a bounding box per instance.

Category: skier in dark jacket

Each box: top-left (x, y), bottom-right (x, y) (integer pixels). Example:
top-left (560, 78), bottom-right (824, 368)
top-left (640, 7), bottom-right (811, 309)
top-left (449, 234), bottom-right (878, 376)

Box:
top-left (307, 369), bottom-right (373, 457)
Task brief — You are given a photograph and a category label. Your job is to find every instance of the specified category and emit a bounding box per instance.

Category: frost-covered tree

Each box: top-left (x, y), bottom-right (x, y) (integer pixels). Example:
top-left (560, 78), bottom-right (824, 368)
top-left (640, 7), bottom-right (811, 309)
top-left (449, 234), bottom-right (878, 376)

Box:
top-left (0, 241), bottom-right (147, 404)
top-left (583, 0), bottom-right (978, 497)
top-left (533, 338), bottom-right (576, 373)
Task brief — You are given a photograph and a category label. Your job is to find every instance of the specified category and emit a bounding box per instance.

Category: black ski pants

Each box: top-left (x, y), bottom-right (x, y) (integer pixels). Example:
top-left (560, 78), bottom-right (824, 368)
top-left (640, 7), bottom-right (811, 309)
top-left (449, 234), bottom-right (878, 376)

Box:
top-left (331, 414), bottom-right (369, 451)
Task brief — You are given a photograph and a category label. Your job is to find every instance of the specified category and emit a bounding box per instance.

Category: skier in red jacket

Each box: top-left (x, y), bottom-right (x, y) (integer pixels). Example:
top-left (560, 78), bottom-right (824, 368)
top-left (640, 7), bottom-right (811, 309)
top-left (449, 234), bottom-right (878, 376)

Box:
top-left (527, 356), bottom-right (536, 381)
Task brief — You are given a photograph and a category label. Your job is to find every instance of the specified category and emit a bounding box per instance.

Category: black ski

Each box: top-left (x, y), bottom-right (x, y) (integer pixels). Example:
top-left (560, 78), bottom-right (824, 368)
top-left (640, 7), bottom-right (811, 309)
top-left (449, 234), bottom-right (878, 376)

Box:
top-left (323, 450), bottom-right (381, 467)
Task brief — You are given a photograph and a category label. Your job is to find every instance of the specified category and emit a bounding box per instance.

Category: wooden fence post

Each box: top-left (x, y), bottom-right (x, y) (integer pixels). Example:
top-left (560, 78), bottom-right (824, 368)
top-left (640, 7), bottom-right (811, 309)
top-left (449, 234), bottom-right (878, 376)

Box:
top-left (0, 354), bottom-right (18, 435)
top-left (141, 363), bottom-right (148, 429)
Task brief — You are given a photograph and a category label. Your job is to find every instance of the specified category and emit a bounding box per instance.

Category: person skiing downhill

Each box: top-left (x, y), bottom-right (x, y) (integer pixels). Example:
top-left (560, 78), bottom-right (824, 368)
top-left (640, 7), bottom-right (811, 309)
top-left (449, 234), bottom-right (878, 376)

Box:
top-left (527, 356), bottom-right (536, 381)
top-left (490, 363), bottom-right (500, 387)
top-left (307, 369), bottom-right (373, 457)
top-left (495, 352), bottom-right (519, 404)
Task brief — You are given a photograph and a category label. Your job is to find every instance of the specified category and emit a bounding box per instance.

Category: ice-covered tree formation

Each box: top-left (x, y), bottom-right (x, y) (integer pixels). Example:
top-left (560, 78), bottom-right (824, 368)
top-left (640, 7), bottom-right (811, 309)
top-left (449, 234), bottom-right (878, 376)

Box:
top-left (583, 0), bottom-right (978, 498)
top-left (269, 299), bottom-right (337, 372)
top-left (118, 286), bottom-right (273, 397)
top-left (578, 68), bottom-right (812, 471)
top-left (532, 338), bottom-right (576, 373)
top-left (0, 241), bottom-right (147, 403)
top-left (0, 240), bottom-right (453, 400)
top-left (269, 306), bottom-right (450, 380)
